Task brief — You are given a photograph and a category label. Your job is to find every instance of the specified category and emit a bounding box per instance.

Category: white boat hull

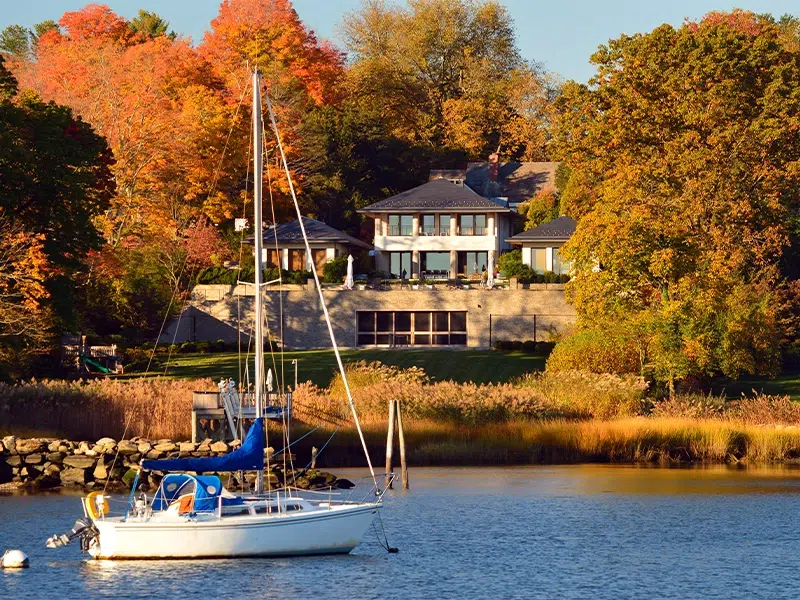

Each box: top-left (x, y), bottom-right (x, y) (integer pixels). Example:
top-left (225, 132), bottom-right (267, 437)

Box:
top-left (90, 503), bottom-right (380, 559)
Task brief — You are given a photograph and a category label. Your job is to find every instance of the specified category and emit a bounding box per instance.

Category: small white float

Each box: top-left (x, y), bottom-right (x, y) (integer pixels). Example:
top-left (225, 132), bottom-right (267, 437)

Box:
top-left (1, 549), bottom-right (29, 568)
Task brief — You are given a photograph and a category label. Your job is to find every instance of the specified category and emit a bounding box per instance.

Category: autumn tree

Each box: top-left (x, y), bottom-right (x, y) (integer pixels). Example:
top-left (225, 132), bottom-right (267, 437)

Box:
top-left (0, 57), bottom-right (113, 373)
top-left (341, 0), bottom-right (555, 160)
top-left (553, 11), bottom-right (800, 386)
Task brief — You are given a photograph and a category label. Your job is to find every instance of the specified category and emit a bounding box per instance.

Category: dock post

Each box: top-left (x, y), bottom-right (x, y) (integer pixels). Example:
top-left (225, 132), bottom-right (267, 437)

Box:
top-left (385, 399), bottom-right (396, 489)
top-left (191, 411), bottom-right (199, 444)
top-left (311, 446), bottom-right (318, 469)
top-left (396, 399), bottom-right (409, 490)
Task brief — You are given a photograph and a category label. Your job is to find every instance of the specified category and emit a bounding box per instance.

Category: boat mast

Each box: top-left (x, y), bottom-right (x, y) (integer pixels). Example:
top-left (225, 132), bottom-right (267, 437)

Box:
top-left (252, 69), bottom-right (265, 495)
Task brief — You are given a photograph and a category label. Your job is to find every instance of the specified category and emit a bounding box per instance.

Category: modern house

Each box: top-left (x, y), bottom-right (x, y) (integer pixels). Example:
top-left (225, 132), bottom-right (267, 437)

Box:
top-left (506, 215), bottom-right (577, 275)
top-left (253, 216), bottom-right (371, 271)
top-left (430, 154), bottom-right (559, 210)
top-left (358, 179), bottom-right (522, 279)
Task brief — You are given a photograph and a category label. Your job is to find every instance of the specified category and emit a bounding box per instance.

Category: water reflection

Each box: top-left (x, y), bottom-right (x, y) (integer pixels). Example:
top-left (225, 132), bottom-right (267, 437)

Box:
top-left (5, 466), bottom-right (800, 600)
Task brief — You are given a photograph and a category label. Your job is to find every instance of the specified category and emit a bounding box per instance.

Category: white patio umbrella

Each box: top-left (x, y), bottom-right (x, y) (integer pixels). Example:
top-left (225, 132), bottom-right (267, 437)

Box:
top-left (486, 252), bottom-right (495, 289)
top-left (344, 254), bottom-right (355, 289)
top-left (266, 367), bottom-right (274, 393)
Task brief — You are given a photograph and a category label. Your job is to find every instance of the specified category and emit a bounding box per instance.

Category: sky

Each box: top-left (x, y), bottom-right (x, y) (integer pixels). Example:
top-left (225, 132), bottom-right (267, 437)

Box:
top-left (1, 0), bottom-right (798, 82)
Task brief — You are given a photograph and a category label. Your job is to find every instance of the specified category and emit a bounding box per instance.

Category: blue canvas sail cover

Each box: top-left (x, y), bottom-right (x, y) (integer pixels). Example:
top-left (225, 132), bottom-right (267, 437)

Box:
top-left (142, 418), bottom-right (265, 472)
top-left (151, 473), bottom-right (224, 512)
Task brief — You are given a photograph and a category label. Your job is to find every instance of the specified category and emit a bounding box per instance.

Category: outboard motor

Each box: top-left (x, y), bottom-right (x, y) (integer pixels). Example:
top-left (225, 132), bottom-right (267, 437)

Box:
top-left (46, 517), bottom-right (98, 552)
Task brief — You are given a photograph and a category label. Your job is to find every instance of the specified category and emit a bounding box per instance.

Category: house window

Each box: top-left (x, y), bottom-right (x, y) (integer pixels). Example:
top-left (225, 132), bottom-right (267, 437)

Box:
top-left (289, 249), bottom-right (306, 271)
top-left (389, 215), bottom-right (413, 236)
top-left (459, 214), bottom-right (486, 236)
top-left (532, 248), bottom-right (547, 274)
top-left (553, 248), bottom-right (571, 276)
top-left (356, 311), bottom-right (467, 347)
top-left (438, 215), bottom-right (451, 236)
top-left (389, 252), bottom-right (412, 279)
top-left (265, 249), bottom-right (280, 268)
top-left (421, 215), bottom-right (435, 236)
top-left (421, 252), bottom-right (450, 278)
top-left (457, 252), bottom-right (488, 277)
top-left (312, 249), bottom-right (327, 270)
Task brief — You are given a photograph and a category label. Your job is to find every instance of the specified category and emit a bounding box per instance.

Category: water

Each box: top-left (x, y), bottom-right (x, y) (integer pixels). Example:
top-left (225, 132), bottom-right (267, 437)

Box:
top-left (3, 465), bottom-right (800, 599)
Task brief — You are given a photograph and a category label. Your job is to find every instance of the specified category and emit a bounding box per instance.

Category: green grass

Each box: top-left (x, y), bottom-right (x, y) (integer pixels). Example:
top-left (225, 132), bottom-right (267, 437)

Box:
top-left (125, 349), bottom-right (546, 388)
top-left (714, 369), bottom-right (800, 402)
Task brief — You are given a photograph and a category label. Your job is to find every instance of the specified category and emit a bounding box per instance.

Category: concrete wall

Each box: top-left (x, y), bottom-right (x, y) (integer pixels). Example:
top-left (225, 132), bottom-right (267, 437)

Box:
top-left (188, 284), bottom-right (576, 348)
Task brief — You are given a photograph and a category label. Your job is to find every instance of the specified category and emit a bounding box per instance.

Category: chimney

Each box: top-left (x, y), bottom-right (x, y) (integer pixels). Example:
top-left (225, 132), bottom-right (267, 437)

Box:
top-left (488, 153), bottom-right (499, 183)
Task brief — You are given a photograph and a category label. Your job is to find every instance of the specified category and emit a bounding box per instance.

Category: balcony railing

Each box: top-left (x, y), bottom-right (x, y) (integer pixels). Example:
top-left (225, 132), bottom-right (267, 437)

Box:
top-left (420, 227), bottom-right (436, 236)
top-left (389, 226), bottom-right (413, 236)
top-left (459, 226), bottom-right (487, 236)
top-left (437, 228), bottom-right (451, 236)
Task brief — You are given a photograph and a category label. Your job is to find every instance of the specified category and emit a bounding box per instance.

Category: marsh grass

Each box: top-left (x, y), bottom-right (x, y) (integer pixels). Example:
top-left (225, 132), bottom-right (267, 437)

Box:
top-left (4, 365), bottom-right (800, 465)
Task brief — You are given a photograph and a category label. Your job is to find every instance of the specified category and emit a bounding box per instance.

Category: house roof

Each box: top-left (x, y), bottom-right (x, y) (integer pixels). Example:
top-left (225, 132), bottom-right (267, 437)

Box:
top-left (246, 217), bottom-right (372, 250)
top-left (463, 161), bottom-right (559, 204)
top-left (358, 179), bottom-right (511, 213)
top-left (506, 216), bottom-right (577, 244)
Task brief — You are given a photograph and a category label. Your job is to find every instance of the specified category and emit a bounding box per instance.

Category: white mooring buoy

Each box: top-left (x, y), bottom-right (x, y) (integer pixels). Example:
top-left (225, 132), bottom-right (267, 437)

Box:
top-left (1, 549), bottom-right (29, 568)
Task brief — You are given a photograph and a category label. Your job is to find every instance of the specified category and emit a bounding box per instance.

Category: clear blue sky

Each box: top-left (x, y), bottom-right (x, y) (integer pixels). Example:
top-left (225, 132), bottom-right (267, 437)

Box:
top-left (2, 0), bottom-right (798, 82)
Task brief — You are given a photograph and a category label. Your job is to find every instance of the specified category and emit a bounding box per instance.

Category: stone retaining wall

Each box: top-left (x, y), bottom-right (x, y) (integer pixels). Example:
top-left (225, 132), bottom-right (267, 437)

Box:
top-left (0, 435), bottom-right (332, 494)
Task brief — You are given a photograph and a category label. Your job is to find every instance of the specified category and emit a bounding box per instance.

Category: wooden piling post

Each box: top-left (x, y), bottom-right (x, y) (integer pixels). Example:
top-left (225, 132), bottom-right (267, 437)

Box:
top-left (396, 399), bottom-right (409, 490)
top-left (385, 399), bottom-right (396, 489)
top-left (311, 446), bottom-right (318, 469)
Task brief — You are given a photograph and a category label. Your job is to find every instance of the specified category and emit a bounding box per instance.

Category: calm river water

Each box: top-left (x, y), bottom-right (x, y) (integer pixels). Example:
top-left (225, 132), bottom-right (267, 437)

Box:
top-left (3, 465), bottom-right (800, 599)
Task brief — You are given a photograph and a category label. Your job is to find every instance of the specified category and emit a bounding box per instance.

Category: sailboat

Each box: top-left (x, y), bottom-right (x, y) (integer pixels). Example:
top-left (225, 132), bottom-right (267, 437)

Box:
top-left (45, 70), bottom-right (388, 560)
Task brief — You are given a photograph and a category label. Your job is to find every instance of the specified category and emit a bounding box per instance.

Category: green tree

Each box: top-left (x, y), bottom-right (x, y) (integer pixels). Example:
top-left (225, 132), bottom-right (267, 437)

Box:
top-left (0, 25), bottom-right (31, 58)
top-left (553, 11), bottom-right (800, 385)
top-left (0, 56), bottom-right (114, 340)
top-left (129, 10), bottom-right (175, 40)
top-left (341, 0), bottom-right (554, 159)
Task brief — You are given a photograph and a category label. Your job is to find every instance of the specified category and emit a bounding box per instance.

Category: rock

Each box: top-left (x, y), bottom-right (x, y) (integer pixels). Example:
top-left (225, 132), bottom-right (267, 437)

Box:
top-left (60, 467), bottom-right (92, 486)
top-left (93, 463), bottom-right (108, 480)
top-left (19, 467), bottom-right (29, 478)
top-left (154, 442), bottom-right (177, 453)
top-left (179, 442), bottom-right (196, 453)
top-left (95, 437), bottom-right (116, 446)
top-left (84, 449), bottom-right (98, 457)
top-left (44, 463), bottom-right (61, 476)
top-left (46, 452), bottom-right (65, 463)
top-left (229, 439), bottom-right (242, 449)
top-left (5, 456), bottom-right (22, 467)
top-left (16, 439), bottom-right (46, 454)
top-left (128, 453), bottom-right (142, 463)
top-left (57, 444), bottom-right (70, 453)
top-left (335, 478), bottom-right (355, 489)
top-left (78, 441), bottom-right (92, 454)
top-left (62, 456), bottom-right (97, 469)
top-left (24, 454), bottom-right (43, 465)
top-left (210, 441), bottom-right (228, 452)
top-left (137, 442), bottom-right (152, 454)
top-left (0, 460), bottom-right (12, 484)
top-left (0, 441), bottom-right (4, 453)
top-left (117, 441), bottom-right (138, 455)
top-left (145, 450), bottom-right (163, 460)
top-left (2, 436), bottom-right (16, 454)
top-left (47, 440), bottom-right (61, 452)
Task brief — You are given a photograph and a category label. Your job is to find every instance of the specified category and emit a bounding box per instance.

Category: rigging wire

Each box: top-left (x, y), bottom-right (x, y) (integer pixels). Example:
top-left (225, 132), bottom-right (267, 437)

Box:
top-left (102, 80), bottom-right (251, 496)
top-left (262, 85), bottom-right (380, 489)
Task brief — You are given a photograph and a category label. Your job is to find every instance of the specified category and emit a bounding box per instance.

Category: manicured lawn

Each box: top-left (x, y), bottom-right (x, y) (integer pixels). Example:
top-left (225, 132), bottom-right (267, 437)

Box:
top-left (714, 370), bottom-right (800, 401)
top-left (126, 349), bottom-right (546, 388)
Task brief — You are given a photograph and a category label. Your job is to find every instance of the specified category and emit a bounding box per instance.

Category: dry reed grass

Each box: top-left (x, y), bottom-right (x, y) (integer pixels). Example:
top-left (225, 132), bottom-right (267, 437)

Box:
top-left (0, 378), bottom-right (206, 440)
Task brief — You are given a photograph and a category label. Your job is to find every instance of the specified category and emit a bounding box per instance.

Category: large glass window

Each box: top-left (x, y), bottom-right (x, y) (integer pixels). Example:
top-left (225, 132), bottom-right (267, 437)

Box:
top-left (553, 248), bottom-right (571, 276)
top-left (532, 248), bottom-right (547, 274)
top-left (438, 215), bottom-right (451, 236)
top-left (459, 214), bottom-right (474, 236)
top-left (356, 311), bottom-right (468, 346)
top-left (421, 252), bottom-right (450, 277)
top-left (421, 215), bottom-right (435, 236)
top-left (390, 252), bottom-right (412, 279)
top-left (458, 251), bottom-right (488, 277)
top-left (459, 214), bottom-right (486, 236)
top-left (389, 214), bottom-right (413, 236)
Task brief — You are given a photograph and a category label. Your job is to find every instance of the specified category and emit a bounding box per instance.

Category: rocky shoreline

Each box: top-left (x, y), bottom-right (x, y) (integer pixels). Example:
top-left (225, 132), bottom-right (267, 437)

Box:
top-left (0, 436), bottom-right (351, 494)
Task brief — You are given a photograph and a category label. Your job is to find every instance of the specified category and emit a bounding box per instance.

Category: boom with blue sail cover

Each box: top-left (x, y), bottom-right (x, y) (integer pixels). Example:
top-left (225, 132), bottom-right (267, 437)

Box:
top-left (141, 418), bottom-right (264, 472)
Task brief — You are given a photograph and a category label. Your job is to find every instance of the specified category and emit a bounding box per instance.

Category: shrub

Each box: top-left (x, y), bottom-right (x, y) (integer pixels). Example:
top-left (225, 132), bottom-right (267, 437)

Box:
top-left (179, 341), bottom-right (197, 354)
top-left (546, 329), bottom-right (641, 374)
top-left (497, 249), bottom-right (532, 279)
top-left (195, 341), bottom-right (210, 354)
top-left (535, 341), bottom-right (556, 356)
top-left (521, 340), bottom-right (537, 353)
top-left (492, 340), bottom-right (505, 351)
top-left (511, 340), bottom-right (523, 351)
top-left (323, 256), bottom-right (348, 283)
